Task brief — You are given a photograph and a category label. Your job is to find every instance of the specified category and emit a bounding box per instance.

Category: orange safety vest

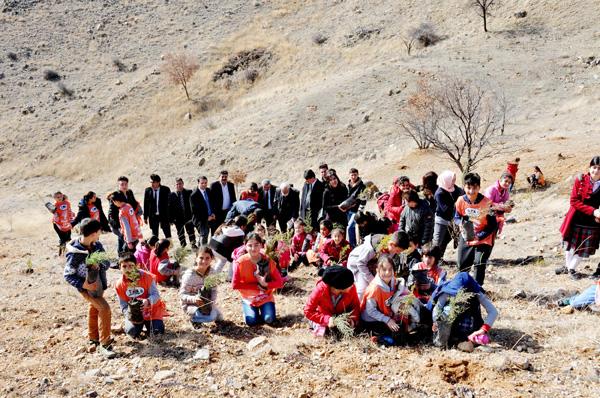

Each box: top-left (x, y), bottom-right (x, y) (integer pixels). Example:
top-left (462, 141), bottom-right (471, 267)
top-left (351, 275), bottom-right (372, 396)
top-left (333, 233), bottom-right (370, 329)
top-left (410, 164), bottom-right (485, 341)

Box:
top-left (53, 200), bottom-right (74, 232)
top-left (455, 195), bottom-right (495, 246)
top-left (88, 203), bottom-right (100, 221)
top-left (119, 203), bottom-right (143, 243)
top-left (360, 278), bottom-right (396, 318)
top-left (115, 270), bottom-right (167, 321)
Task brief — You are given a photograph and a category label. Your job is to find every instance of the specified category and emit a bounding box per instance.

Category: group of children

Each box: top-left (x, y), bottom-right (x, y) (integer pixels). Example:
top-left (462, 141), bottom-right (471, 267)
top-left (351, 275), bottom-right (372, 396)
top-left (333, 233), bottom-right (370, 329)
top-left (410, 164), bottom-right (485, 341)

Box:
top-left (58, 158), bottom-right (600, 359)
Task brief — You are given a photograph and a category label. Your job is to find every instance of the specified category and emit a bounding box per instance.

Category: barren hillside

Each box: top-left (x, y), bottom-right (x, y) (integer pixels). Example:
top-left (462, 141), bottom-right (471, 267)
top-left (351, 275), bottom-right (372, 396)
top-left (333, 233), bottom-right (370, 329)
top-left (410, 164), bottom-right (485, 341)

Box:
top-left (1, 1), bottom-right (599, 397)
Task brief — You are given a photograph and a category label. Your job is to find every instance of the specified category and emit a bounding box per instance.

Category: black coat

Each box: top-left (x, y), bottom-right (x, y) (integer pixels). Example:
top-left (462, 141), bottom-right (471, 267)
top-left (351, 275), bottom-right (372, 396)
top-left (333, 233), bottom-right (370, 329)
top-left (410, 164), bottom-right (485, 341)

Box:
top-left (169, 188), bottom-right (193, 223)
top-left (144, 185), bottom-right (171, 222)
top-left (322, 183), bottom-right (349, 227)
top-left (275, 188), bottom-right (300, 222)
top-left (300, 179), bottom-right (324, 229)
top-left (72, 197), bottom-right (110, 232)
top-left (108, 189), bottom-right (140, 228)
top-left (347, 179), bottom-right (367, 213)
top-left (209, 181), bottom-right (236, 212)
top-left (258, 185), bottom-right (278, 214)
top-left (190, 188), bottom-right (213, 228)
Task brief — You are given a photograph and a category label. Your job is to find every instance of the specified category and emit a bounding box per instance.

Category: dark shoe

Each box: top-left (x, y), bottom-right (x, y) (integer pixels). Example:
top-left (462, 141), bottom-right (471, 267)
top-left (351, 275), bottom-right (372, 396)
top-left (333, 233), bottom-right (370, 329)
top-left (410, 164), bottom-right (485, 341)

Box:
top-left (557, 298), bottom-right (571, 307)
top-left (98, 343), bottom-right (116, 359)
top-left (589, 266), bottom-right (600, 280)
top-left (555, 266), bottom-right (568, 275)
top-left (569, 269), bottom-right (582, 280)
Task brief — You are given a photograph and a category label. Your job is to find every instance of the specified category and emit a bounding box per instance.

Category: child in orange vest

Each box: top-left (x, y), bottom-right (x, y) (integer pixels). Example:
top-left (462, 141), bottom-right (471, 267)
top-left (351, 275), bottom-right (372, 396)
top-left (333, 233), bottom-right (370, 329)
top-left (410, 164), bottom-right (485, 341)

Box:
top-left (319, 228), bottom-right (351, 267)
top-left (411, 244), bottom-right (447, 287)
top-left (110, 191), bottom-right (143, 253)
top-left (50, 191), bottom-right (75, 255)
top-left (231, 233), bottom-right (285, 326)
top-left (454, 173), bottom-right (498, 286)
top-left (115, 253), bottom-right (167, 338)
top-left (360, 256), bottom-right (408, 345)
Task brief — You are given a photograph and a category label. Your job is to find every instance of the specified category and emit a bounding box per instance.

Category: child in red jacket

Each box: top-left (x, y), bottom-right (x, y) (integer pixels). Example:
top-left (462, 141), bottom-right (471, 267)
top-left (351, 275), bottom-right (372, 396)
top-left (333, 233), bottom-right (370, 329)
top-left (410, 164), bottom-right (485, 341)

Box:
top-left (319, 228), bottom-right (351, 267)
top-left (290, 220), bottom-right (311, 270)
top-left (304, 265), bottom-right (360, 337)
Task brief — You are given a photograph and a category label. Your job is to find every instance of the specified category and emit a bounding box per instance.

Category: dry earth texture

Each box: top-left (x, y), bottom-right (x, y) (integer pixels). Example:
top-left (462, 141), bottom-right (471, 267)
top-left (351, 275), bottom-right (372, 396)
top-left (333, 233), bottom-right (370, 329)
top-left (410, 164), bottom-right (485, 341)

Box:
top-left (1, 0), bottom-right (599, 397)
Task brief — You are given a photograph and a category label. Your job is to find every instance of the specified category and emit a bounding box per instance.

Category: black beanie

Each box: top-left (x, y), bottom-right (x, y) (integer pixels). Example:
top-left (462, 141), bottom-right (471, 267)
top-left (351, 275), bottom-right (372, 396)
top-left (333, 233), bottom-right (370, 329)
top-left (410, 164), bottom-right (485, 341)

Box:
top-left (590, 156), bottom-right (600, 167)
top-left (321, 265), bottom-right (354, 290)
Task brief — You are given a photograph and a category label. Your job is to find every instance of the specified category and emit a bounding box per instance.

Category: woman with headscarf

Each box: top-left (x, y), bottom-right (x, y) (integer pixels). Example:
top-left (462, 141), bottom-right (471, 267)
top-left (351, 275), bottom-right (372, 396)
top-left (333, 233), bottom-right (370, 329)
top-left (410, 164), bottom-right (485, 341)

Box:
top-left (433, 171), bottom-right (464, 258)
top-left (557, 156), bottom-right (600, 280)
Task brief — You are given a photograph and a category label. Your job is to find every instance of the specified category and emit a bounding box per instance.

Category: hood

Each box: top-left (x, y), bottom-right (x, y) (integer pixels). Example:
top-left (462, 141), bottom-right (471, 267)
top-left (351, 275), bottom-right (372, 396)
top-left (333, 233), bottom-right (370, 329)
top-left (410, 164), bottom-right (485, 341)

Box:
top-left (373, 274), bottom-right (396, 293)
top-left (223, 226), bottom-right (245, 238)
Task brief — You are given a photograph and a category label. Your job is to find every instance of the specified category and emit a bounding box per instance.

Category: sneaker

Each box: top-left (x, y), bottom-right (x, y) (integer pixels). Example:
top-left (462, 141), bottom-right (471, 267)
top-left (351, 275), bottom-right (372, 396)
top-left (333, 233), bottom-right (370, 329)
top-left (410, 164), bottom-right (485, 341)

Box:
top-left (97, 343), bottom-right (117, 359)
top-left (377, 335), bottom-right (395, 347)
top-left (569, 270), bottom-right (582, 280)
top-left (87, 340), bottom-right (99, 353)
top-left (557, 298), bottom-right (571, 307)
top-left (555, 266), bottom-right (568, 275)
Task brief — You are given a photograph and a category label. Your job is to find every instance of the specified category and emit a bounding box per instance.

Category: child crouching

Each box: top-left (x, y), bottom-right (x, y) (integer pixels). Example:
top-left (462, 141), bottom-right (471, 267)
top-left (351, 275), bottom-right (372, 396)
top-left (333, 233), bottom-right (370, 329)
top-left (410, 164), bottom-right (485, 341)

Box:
top-left (180, 247), bottom-right (224, 326)
top-left (304, 265), bottom-right (360, 338)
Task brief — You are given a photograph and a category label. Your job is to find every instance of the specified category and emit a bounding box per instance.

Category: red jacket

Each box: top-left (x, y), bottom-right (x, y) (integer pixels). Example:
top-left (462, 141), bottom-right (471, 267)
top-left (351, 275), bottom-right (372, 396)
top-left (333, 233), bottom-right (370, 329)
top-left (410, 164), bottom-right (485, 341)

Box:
top-left (304, 280), bottom-right (360, 327)
top-left (560, 173), bottom-right (598, 239)
top-left (149, 250), bottom-right (170, 284)
top-left (319, 238), bottom-right (350, 266)
top-left (506, 162), bottom-right (519, 179)
top-left (384, 180), bottom-right (415, 222)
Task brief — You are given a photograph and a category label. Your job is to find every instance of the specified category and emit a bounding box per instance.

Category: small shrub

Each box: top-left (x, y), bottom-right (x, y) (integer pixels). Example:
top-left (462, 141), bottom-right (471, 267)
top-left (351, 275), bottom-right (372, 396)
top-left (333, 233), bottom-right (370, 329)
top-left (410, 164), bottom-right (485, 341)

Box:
top-left (212, 48), bottom-right (272, 82)
top-left (57, 82), bottom-right (73, 97)
top-left (112, 57), bottom-right (127, 72)
top-left (244, 68), bottom-right (259, 83)
top-left (43, 69), bottom-right (61, 81)
top-left (312, 33), bottom-right (328, 45)
top-left (7, 51), bottom-right (18, 61)
top-left (162, 52), bottom-right (200, 100)
top-left (409, 22), bottom-right (441, 47)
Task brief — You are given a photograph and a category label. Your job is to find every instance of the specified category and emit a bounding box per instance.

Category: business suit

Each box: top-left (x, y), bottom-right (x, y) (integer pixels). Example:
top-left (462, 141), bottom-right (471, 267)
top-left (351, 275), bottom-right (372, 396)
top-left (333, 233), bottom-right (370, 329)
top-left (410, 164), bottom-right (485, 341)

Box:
top-left (258, 185), bottom-right (278, 227)
top-left (300, 179), bottom-right (324, 231)
top-left (190, 187), bottom-right (214, 244)
top-left (209, 181), bottom-right (236, 233)
top-left (144, 185), bottom-right (171, 238)
top-left (169, 188), bottom-right (196, 247)
top-left (275, 187), bottom-right (300, 232)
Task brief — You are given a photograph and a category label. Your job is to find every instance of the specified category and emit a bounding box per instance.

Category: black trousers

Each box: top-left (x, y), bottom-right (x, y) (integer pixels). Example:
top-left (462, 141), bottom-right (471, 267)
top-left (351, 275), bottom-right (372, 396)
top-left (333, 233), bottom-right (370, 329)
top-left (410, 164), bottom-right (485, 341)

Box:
top-left (262, 209), bottom-right (276, 227)
top-left (457, 239), bottom-right (493, 286)
top-left (211, 209), bottom-right (228, 234)
top-left (53, 224), bottom-right (71, 245)
top-left (174, 219), bottom-right (196, 247)
top-left (149, 216), bottom-right (171, 239)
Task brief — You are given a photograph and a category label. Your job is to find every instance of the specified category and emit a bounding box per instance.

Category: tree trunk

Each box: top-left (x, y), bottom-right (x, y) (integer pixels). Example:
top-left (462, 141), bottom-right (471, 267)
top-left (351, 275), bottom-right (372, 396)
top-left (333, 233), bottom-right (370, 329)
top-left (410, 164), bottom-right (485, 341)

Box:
top-left (483, 11), bottom-right (488, 32)
top-left (183, 83), bottom-right (190, 100)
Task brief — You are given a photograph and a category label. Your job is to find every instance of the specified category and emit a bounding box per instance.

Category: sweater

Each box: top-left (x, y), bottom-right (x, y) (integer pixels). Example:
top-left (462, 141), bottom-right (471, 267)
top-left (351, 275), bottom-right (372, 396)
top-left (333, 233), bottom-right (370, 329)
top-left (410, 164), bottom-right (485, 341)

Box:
top-left (179, 267), bottom-right (219, 316)
top-left (304, 280), bottom-right (361, 327)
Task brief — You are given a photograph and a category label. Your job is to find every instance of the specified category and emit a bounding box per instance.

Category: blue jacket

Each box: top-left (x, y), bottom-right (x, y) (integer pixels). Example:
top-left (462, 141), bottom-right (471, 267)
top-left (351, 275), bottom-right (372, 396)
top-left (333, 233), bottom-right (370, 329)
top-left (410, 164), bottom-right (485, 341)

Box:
top-left (64, 239), bottom-right (109, 292)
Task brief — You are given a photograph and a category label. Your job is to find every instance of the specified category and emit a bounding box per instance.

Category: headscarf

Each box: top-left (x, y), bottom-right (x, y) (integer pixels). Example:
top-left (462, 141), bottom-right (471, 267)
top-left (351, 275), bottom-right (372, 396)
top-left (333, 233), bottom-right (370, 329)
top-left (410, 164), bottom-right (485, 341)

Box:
top-left (437, 170), bottom-right (456, 193)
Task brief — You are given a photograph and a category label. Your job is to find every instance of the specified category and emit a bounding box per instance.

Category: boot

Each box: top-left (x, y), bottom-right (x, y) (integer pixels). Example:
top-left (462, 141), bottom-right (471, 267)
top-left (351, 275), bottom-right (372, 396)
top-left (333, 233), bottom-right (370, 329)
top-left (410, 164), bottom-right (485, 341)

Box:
top-left (589, 264), bottom-right (600, 280)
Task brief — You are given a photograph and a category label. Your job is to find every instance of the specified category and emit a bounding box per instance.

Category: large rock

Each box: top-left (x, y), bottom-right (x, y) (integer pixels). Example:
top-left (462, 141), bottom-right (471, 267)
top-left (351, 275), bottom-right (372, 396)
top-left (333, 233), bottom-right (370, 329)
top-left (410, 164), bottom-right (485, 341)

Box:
top-left (247, 336), bottom-right (268, 351)
top-left (153, 370), bottom-right (175, 382)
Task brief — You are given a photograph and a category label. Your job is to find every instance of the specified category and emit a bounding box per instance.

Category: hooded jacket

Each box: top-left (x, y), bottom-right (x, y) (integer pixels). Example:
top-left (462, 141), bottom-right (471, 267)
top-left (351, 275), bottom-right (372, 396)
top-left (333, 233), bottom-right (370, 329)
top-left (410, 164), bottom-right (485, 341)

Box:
top-left (399, 199), bottom-right (434, 246)
top-left (64, 239), bottom-right (108, 292)
top-left (304, 280), bottom-right (361, 327)
top-left (72, 198), bottom-right (110, 231)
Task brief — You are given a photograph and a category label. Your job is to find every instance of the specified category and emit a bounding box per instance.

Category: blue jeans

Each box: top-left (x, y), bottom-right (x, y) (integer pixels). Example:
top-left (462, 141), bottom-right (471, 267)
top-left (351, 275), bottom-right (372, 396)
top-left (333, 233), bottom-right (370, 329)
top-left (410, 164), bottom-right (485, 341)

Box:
top-left (347, 211), bottom-right (357, 247)
top-left (569, 285), bottom-right (597, 309)
top-left (241, 301), bottom-right (276, 326)
top-left (124, 319), bottom-right (165, 337)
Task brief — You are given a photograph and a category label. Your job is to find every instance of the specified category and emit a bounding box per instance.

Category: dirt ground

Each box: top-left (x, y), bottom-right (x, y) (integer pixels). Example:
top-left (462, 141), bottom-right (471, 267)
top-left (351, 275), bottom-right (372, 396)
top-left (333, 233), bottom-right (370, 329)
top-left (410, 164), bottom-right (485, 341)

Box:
top-left (1, 1), bottom-right (600, 397)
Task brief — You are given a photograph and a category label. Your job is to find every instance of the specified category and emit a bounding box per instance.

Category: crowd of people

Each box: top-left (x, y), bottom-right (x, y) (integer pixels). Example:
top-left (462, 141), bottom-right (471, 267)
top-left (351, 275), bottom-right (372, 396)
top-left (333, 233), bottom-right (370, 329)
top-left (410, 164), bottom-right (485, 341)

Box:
top-left (51, 157), bottom-right (599, 359)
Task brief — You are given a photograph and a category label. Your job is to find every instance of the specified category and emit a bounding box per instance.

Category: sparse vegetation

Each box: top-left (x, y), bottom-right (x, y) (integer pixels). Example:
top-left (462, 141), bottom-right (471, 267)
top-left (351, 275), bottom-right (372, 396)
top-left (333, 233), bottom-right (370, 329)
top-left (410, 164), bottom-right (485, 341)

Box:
top-left (43, 69), bottom-right (61, 81)
top-left (212, 48), bottom-right (272, 84)
top-left (332, 312), bottom-right (354, 339)
top-left (312, 33), bottom-right (328, 45)
top-left (474, 0), bottom-right (498, 32)
top-left (162, 52), bottom-right (200, 100)
top-left (229, 169), bottom-right (247, 190)
top-left (408, 23), bottom-right (441, 48)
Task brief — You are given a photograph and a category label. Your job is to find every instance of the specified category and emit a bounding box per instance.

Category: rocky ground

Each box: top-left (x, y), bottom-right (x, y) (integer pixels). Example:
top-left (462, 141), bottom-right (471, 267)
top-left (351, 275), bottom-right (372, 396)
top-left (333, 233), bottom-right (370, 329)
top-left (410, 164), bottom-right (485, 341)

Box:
top-left (1, 0), bottom-right (600, 397)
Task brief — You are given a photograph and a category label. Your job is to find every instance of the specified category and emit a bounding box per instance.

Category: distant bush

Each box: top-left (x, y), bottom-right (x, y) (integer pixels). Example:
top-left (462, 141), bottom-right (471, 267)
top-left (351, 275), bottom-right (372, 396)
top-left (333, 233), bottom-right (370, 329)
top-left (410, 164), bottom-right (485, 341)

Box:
top-left (408, 23), bottom-right (441, 48)
top-left (112, 58), bottom-right (127, 72)
top-left (312, 33), bottom-right (328, 45)
top-left (162, 52), bottom-right (200, 100)
top-left (43, 69), bottom-right (61, 81)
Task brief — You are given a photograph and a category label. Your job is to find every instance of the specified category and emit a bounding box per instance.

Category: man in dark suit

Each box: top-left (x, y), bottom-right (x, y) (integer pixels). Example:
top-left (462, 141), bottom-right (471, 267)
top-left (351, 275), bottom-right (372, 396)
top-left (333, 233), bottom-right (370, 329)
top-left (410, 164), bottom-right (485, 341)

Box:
top-left (300, 169), bottom-right (324, 232)
top-left (258, 179), bottom-right (278, 228)
top-left (190, 176), bottom-right (216, 245)
top-left (209, 170), bottom-right (236, 233)
top-left (144, 174), bottom-right (171, 239)
top-left (169, 178), bottom-right (196, 248)
top-left (275, 182), bottom-right (300, 232)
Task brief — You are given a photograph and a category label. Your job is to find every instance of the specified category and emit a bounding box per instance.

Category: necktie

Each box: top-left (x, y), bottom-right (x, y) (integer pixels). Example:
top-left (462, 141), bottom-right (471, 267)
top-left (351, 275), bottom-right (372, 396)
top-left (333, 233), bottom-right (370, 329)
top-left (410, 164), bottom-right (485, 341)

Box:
top-left (179, 192), bottom-right (185, 209)
top-left (203, 191), bottom-right (212, 215)
top-left (154, 189), bottom-right (159, 215)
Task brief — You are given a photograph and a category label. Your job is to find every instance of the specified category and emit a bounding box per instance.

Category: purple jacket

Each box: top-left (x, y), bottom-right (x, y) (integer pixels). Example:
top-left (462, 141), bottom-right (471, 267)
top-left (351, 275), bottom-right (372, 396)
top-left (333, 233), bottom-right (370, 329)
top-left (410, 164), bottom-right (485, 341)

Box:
top-left (484, 181), bottom-right (509, 205)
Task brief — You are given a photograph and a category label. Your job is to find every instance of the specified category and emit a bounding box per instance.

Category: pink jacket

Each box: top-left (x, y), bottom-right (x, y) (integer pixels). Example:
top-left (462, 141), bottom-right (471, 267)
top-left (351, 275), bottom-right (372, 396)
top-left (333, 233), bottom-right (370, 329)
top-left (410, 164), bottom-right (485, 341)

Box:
top-left (134, 243), bottom-right (151, 270)
top-left (484, 181), bottom-right (510, 205)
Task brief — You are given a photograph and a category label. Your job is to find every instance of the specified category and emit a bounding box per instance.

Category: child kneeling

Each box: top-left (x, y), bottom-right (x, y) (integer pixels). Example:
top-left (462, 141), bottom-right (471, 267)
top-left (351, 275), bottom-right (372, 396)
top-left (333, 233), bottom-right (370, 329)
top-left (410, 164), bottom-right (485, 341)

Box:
top-left (115, 253), bottom-right (167, 338)
top-left (180, 247), bottom-right (224, 326)
top-left (304, 265), bottom-right (360, 337)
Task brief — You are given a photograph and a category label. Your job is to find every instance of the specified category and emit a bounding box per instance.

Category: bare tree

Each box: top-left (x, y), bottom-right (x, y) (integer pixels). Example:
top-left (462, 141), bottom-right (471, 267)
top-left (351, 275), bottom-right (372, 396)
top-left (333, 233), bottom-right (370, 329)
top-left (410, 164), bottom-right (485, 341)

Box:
top-left (162, 52), bottom-right (199, 100)
top-left (474, 0), bottom-right (498, 32)
top-left (398, 80), bottom-right (436, 149)
top-left (428, 77), bottom-right (508, 174)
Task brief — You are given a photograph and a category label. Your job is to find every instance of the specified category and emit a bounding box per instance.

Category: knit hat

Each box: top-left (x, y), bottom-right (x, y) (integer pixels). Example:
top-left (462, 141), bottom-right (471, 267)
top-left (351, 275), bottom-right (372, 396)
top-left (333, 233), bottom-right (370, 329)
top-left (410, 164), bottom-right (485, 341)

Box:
top-left (437, 170), bottom-right (456, 192)
top-left (590, 156), bottom-right (600, 167)
top-left (321, 265), bottom-right (354, 290)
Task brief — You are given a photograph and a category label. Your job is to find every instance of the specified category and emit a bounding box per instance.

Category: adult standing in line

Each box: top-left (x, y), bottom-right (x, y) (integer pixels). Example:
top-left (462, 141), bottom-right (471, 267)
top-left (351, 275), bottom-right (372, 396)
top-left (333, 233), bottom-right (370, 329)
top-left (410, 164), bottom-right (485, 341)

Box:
top-left (300, 169), bottom-right (324, 233)
top-left (209, 170), bottom-right (236, 234)
top-left (190, 176), bottom-right (216, 245)
top-left (108, 176), bottom-right (142, 253)
top-left (433, 170), bottom-right (464, 259)
top-left (321, 172), bottom-right (349, 228)
top-left (258, 179), bottom-right (278, 228)
top-left (319, 163), bottom-right (330, 186)
top-left (345, 168), bottom-right (366, 247)
top-left (557, 156), bottom-right (600, 280)
top-left (144, 174), bottom-right (171, 239)
top-left (170, 178), bottom-right (196, 249)
top-left (275, 182), bottom-right (300, 233)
